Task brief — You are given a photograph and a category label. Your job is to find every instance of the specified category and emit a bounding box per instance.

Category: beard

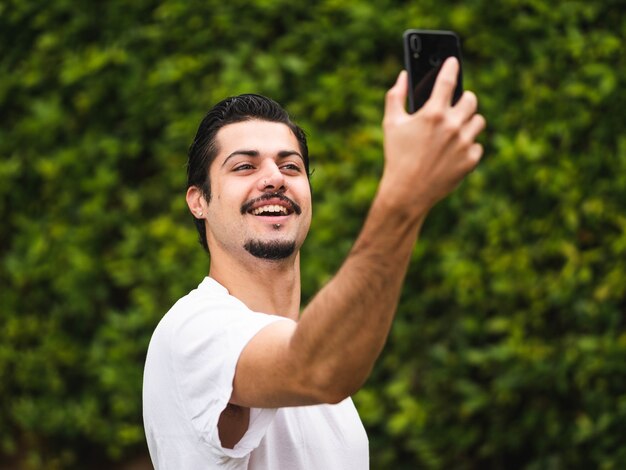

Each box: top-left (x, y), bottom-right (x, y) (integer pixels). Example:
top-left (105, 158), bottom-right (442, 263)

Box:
top-left (244, 239), bottom-right (296, 260)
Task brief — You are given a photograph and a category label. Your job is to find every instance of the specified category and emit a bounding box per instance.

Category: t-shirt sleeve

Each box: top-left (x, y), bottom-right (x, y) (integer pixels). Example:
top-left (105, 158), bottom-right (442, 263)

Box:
top-left (170, 294), bottom-right (289, 460)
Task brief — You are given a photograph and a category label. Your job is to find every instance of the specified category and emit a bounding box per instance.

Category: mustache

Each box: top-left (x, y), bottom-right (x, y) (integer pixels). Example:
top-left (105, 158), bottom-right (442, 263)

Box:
top-left (240, 192), bottom-right (302, 215)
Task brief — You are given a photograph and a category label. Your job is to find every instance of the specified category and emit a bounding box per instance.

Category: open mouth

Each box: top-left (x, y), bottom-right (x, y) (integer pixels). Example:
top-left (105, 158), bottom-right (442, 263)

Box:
top-left (250, 204), bottom-right (292, 216)
top-left (241, 193), bottom-right (301, 217)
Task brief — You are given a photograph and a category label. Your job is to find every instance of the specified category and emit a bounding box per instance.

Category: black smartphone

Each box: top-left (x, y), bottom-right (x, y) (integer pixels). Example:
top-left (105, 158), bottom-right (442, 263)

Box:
top-left (403, 29), bottom-right (463, 113)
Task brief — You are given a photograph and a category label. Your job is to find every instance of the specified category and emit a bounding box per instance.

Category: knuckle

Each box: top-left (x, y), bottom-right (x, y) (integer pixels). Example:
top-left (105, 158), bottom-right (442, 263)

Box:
top-left (468, 144), bottom-right (484, 165)
top-left (439, 76), bottom-right (456, 88)
top-left (424, 108), bottom-right (445, 123)
top-left (385, 87), bottom-right (401, 102)
top-left (444, 117), bottom-right (462, 134)
top-left (462, 91), bottom-right (478, 109)
top-left (382, 115), bottom-right (394, 127)
top-left (382, 116), bottom-right (399, 130)
top-left (458, 132), bottom-right (473, 149)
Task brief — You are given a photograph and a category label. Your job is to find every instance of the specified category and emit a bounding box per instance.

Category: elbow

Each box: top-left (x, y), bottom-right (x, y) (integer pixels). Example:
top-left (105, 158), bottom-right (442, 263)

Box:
top-left (323, 386), bottom-right (358, 405)
top-left (301, 367), bottom-right (365, 405)
top-left (306, 384), bottom-right (353, 406)
top-left (287, 336), bottom-right (372, 405)
top-left (323, 376), bottom-right (366, 404)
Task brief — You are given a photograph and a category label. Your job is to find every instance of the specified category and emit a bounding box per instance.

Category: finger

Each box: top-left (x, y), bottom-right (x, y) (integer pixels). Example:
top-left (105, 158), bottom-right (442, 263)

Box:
top-left (428, 57), bottom-right (459, 110)
top-left (467, 143), bottom-right (484, 167)
top-left (464, 113), bottom-right (487, 141)
top-left (384, 70), bottom-right (408, 120)
top-left (452, 91), bottom-right (478, 123)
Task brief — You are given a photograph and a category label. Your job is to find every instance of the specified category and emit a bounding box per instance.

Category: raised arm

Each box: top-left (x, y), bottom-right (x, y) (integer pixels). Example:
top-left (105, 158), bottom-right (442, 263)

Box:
top-left (231, 58), bottom-right (486, 408)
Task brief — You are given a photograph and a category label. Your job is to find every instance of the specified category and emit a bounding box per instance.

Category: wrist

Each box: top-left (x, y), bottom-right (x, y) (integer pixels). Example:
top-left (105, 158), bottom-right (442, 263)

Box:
top-left (375, 172), bottom-right (432, 224)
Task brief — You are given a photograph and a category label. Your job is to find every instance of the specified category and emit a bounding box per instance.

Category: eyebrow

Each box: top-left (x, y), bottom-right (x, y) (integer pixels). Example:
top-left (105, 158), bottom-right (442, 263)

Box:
top-left (221, 149), bottom-right (304, 167)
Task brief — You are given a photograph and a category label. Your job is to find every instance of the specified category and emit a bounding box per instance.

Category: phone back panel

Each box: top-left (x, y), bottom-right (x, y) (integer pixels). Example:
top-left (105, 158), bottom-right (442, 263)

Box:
top-left (403, 30), bottom-right (463, 112)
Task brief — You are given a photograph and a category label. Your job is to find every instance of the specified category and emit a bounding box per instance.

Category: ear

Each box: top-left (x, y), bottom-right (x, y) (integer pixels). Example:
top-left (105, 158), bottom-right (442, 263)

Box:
top-left (186, 186), bottom-right (208, 219)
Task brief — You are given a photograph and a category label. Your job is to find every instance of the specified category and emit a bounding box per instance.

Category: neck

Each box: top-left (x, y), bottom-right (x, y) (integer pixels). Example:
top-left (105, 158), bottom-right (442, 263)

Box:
top-left (208, 251), bottom-right (302, 321)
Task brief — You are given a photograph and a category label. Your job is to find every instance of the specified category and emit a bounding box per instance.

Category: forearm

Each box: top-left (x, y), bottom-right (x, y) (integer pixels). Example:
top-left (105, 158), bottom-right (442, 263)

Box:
top-left (231, 61), bottom-right (484, 409)
top-left (291, 190), bottom-right (426, 401)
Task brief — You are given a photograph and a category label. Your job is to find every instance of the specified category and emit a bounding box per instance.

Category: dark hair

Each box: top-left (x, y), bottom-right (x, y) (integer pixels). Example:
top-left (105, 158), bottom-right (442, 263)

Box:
top-left (187, 94), bottom-right (310, 252)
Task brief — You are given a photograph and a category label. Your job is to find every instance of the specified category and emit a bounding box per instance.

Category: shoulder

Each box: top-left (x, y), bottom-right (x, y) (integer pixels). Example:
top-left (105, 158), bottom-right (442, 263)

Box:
top-left (157, 277), bottom-right (250, 333)
top-left (149, 277), bottom-right (287, 358)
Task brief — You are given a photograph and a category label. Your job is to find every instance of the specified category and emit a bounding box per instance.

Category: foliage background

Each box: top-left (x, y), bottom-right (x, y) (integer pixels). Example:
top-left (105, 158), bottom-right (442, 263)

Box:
top-left (1, 0), bottom-right (625, 468)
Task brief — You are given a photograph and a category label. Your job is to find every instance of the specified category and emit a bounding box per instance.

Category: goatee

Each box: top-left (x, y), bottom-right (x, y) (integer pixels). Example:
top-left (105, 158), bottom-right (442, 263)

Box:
top-left (244, 240), bottom-right (296, 260)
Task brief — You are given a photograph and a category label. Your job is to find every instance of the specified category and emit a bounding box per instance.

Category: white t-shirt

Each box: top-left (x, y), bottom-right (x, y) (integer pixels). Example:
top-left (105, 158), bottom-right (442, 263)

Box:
top-left (143, 277), bottom-right (369, 469)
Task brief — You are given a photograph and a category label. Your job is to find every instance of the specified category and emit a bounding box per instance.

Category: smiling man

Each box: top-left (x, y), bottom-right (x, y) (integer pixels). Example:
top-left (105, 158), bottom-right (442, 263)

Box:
top-left (143, 58), bottom-right (486, 469)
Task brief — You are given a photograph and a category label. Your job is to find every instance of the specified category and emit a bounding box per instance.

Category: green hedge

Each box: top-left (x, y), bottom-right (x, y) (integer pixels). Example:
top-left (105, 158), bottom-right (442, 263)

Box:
top-left (1, 0), bottom-right (625, 468)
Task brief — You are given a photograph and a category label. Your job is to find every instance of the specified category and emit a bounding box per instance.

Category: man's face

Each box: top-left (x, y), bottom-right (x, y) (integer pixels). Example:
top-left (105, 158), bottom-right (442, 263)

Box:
top-left (204, 119), bottom-right (312, 262)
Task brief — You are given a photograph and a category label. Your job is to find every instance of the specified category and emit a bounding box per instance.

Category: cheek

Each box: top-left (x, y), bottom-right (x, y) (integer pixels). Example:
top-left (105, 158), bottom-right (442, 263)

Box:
top-left (294, 178), bottom-right (312, 200)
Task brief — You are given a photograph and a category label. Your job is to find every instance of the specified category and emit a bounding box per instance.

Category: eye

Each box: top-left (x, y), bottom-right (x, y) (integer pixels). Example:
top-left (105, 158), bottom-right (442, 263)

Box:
top-left (233, 163), bottom-right (255, 172)
top-left (280, 163), bottom-right (302, 173)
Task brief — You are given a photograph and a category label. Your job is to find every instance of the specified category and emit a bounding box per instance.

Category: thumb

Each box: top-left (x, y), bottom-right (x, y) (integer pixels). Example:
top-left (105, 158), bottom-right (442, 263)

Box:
top-left (384, 70), bottom-right (408, 119)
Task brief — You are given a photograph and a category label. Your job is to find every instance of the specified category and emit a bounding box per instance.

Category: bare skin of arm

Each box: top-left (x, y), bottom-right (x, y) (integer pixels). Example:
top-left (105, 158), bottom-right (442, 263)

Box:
top-left (230, 58), bottom-right (486, 409)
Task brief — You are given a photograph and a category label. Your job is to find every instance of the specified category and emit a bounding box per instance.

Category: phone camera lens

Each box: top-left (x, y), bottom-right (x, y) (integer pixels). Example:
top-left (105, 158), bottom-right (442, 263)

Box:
top-left (410, 34), bottom-right (421, 53)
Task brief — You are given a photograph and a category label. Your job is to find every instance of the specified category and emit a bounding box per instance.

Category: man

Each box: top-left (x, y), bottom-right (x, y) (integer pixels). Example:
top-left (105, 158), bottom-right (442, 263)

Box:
top-left (143, 58), bottom-right (485, 469)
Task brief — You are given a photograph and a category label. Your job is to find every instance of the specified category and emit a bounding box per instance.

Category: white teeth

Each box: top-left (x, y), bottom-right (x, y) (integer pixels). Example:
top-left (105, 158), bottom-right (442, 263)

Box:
top-left (251, 204), bottom-right (288, 215)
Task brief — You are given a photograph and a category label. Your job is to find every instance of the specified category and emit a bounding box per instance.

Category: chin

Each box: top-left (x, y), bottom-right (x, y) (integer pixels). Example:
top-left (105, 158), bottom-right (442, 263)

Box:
top-left (244, 239), bottom-right (297, 261)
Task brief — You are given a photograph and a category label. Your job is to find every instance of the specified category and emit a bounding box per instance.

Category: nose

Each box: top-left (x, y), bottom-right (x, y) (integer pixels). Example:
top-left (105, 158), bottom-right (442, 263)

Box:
top-left (257, 160), bottom-right (286, 192)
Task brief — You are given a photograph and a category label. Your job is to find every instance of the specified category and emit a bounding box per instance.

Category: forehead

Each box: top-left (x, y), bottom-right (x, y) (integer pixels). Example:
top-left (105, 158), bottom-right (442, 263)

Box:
top-left (214, 120), bottom-right (300, 161)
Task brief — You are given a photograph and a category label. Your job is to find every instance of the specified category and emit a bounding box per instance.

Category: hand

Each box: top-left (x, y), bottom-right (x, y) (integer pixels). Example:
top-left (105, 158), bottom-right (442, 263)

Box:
top-left (380, 57), bottom-right (486, 214)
